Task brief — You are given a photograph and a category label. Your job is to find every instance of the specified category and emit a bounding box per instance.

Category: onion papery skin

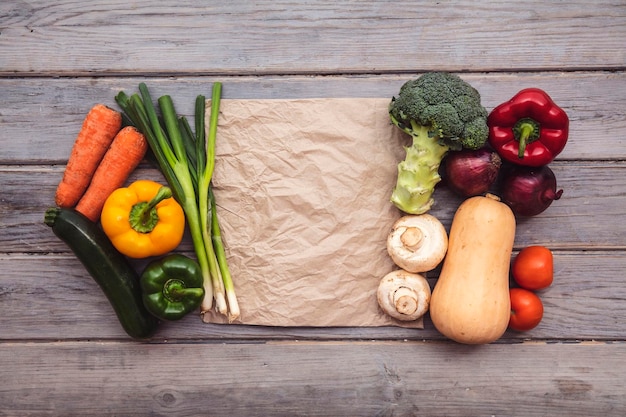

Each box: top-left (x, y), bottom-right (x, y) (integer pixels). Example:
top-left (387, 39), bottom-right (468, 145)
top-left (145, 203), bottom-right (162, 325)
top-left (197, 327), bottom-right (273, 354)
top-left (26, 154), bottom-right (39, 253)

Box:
top-left (444, 148), bottom-right (502, 197)
top-left (501, 165), bottom-right (563, 217)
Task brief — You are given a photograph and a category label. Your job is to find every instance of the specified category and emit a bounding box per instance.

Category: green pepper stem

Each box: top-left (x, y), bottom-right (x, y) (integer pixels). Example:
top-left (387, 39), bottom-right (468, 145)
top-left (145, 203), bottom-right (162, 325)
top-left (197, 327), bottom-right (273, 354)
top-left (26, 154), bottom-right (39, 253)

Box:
top-left (129, 186), bottom-right (172, 233)
top-left (163, 279), bottom-right (205, 302)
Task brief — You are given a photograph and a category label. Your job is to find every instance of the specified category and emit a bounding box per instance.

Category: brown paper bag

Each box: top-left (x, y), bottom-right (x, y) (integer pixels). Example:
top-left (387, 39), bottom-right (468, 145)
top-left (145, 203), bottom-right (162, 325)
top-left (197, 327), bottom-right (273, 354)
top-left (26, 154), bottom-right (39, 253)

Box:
top-left (203, 98), bottom-right (425, 328)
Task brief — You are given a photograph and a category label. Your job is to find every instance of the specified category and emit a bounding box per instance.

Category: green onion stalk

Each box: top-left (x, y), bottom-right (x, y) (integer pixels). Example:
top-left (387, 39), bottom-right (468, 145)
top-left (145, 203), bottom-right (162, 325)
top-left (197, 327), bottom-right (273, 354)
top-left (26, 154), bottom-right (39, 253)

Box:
top-left (115, 82), bottom-right (239, 322)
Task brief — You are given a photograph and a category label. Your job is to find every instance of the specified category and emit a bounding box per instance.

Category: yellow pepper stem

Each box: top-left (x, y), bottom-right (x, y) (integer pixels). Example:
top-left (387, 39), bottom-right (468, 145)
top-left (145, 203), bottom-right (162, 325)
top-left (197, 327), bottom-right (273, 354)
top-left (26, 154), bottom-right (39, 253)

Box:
top-left (129, 186), bottom-right (172, 233)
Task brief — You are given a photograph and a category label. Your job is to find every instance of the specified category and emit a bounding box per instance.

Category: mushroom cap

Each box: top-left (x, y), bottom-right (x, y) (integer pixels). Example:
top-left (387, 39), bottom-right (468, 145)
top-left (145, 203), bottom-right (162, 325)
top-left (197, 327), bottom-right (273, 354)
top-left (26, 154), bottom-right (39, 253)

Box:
top-left (377, 270), bottom-right (431, 321)
top-left (387, 214), bottom-right (448, 273)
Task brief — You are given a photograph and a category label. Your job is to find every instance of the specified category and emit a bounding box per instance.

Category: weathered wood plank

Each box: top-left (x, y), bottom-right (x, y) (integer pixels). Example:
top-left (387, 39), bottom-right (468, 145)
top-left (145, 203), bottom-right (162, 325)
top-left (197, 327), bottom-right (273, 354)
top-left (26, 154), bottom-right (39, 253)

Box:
top-left (2, 161), bottom-right (623, 255)
top-left (1, 340), bottom-right (624, 416)
top-left (1, 1), bottom-right (624, 75)
top-left (1, 2), bottom-right (624, 415)
top-left (1, 72), bottom-right (624, 163)
top-left (1, 251), bottom-right (624, 340)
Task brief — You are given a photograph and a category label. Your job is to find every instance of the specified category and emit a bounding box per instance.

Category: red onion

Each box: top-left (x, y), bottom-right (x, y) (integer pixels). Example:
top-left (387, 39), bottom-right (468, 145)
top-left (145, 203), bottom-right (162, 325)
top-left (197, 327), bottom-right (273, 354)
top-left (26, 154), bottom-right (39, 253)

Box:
top-left (444, 148), bottom-right (502, 197)
top-left (501, 165), bottom-right (563, 217)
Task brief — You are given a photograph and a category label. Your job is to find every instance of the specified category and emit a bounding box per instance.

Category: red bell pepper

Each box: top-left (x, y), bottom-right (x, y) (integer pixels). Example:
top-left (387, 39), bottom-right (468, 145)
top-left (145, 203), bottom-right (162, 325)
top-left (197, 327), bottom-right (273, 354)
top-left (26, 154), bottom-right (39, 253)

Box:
top-left (488, 88), bottom-right (569, 167)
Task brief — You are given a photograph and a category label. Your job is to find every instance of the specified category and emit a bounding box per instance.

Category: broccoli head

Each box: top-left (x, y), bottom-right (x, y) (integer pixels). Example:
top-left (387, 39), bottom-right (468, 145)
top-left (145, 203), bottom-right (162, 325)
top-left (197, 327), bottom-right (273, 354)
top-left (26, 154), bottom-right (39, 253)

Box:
top-left (388, 72), bottom-right (489, 214)
top-left (389, 72), bottom-right (488, 150)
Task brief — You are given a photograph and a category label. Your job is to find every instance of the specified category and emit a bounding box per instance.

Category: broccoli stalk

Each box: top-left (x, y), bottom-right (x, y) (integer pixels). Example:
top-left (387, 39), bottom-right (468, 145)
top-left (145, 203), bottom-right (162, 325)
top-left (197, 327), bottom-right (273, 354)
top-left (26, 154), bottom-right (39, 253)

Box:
top-left (391, 121), bottom-right (450, 214)
top-left (389, 72), bottom-right (489, 214)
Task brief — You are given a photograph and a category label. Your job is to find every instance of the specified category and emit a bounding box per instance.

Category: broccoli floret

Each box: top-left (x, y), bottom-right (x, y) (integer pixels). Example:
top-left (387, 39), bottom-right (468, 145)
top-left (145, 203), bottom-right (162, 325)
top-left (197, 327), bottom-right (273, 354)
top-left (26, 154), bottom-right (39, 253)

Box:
top-left (388, 72), bottom-right (489, 214)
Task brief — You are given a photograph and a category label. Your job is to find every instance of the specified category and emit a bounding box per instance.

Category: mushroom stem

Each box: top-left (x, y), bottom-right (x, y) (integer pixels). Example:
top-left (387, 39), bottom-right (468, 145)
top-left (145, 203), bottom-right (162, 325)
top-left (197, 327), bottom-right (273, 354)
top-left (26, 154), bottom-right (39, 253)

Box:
top-left (387, 214), bottom-right (448, 273)
top-left (400, 226), bottom-right (424, 251)
top-left (377, 270), bottom-right (431, 321)
top-left (393, 286), bottom-right (418, 315)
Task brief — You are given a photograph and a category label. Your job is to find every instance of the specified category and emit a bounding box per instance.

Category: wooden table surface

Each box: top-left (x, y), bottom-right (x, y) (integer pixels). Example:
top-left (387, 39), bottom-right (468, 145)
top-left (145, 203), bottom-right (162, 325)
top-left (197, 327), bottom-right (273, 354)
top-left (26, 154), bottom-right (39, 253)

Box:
top-left (2, 1), bottom-right (625, 415)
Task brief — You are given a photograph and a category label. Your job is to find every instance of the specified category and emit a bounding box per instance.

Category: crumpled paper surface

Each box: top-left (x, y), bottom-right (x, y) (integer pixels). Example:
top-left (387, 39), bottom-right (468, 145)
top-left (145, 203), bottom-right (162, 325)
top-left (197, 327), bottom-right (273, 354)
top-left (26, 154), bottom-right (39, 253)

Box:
top-left (203, 98), bottom-right (425, 328)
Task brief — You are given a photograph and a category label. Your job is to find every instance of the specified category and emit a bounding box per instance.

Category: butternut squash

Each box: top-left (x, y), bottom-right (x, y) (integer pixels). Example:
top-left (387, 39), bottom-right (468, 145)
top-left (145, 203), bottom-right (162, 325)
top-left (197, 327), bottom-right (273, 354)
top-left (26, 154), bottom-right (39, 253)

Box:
top-left (429, 194), bottom-right (516, 344)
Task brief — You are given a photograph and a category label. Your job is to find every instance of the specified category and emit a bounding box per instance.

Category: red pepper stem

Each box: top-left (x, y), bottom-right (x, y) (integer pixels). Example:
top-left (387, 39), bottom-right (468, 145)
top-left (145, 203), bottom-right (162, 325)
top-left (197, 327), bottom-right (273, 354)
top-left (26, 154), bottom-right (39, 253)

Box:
top-left (517, 122), bottom-right (534, 159)
top-left (513, 118), bottom-right (541, 159)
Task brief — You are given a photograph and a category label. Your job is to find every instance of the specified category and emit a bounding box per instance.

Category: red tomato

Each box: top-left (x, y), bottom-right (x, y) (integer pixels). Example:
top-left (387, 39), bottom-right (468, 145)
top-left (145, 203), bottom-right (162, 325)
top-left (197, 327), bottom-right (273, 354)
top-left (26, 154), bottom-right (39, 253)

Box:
top-left (512, 245), bottom-right (554, 290)
top-left (509, 288), bottom-right (544, 332)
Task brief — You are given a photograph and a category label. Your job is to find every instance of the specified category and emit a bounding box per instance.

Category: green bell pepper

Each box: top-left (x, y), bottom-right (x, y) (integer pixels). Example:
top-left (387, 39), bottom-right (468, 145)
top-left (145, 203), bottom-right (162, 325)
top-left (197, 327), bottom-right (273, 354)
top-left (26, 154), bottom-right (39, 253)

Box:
top-left (140, 254), bottom-right (205, 321)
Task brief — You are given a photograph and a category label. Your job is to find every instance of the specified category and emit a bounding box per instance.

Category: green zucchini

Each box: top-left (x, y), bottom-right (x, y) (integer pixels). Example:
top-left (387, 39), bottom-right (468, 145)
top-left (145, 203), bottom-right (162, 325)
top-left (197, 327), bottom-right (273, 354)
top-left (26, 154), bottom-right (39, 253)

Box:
top-left (44, 207), bottom-right (160, 339)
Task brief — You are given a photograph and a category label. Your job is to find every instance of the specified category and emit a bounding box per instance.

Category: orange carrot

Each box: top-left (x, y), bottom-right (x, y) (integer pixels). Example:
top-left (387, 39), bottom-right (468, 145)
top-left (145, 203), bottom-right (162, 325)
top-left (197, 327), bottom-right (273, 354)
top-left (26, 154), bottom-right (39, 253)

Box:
top-left (75, 126), bottom-right (149, 222)
top-left (55, 104), bottom-right (123, 208)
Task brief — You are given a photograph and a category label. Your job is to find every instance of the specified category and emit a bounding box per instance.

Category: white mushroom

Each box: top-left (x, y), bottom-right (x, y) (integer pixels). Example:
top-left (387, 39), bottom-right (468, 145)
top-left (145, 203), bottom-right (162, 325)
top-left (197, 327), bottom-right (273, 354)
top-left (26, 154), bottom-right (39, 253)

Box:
top-left (387, 214), bottom-right (448, 273)
top-left (377, 270), bottom-right (431, 321)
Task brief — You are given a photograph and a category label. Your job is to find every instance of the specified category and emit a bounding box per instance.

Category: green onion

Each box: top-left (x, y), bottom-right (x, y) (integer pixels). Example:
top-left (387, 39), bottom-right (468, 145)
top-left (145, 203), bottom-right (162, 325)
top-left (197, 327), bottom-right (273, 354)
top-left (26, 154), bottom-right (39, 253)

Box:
top-left (210, 186), bottom-right (239, 319)
top-left (115, 82), bottom-right (239, 322)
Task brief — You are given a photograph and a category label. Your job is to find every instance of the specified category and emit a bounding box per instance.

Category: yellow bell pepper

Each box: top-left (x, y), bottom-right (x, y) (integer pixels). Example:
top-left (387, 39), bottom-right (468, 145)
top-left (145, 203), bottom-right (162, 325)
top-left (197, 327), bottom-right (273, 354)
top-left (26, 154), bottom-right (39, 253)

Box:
top-left (101, 179), bottom-right (185, 259)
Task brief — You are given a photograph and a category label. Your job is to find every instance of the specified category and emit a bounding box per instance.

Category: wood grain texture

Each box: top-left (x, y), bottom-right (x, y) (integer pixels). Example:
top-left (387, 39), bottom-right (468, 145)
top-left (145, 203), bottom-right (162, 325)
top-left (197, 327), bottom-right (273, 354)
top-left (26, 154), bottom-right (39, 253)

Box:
top-left (1, 341), bottom-right (624, 417)
top-left (1, 161), bottom-right (623, 256)
top-left (1, 1), bottom-right (624, 75)
top-left (1, 251), bottom-right (624, 341)
top-left (1, 1), bottom-right (626, 414)
top-left (1, 72), bottom-right (625, 163)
